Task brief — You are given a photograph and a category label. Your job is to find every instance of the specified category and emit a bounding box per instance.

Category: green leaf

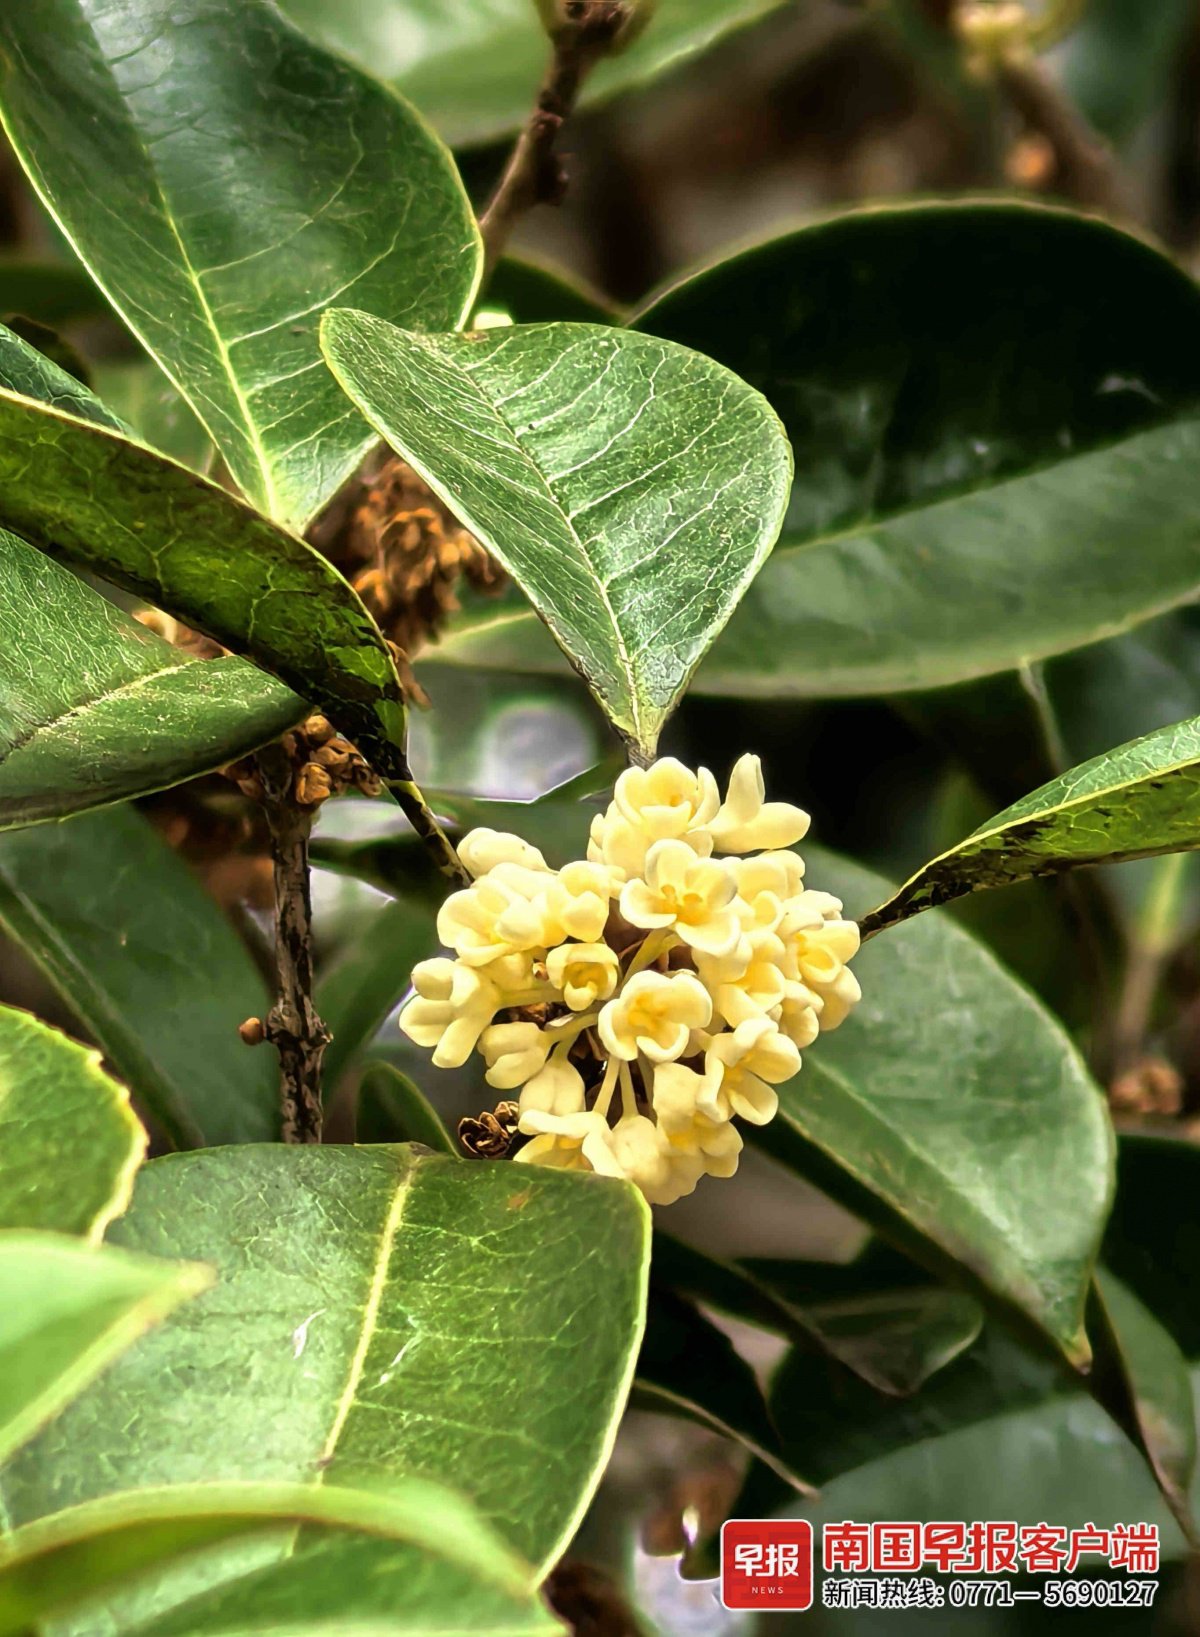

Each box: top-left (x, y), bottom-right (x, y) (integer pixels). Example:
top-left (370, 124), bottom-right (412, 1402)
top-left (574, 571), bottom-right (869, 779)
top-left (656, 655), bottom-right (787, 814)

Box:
top-left (356, 1062), bottom-right (457, 1154)
top-left (3, 1144), bottom-right (649, 1629)
top-left (92, 361), bottom-right (216, 474)
top-left (0, 0), bottom-right (481, 529)
top-left (0, 1479), bottom-right (545, 1637)
top-left (278, 0), bottom-right (797, 146)
top-left (0, 395), bottom-right (412, 782)
top-left (0, 806), bottom-right (278, 1148)
top-left (1060, 0), bottom-right (1195, 145)
top-left (746, 1260), bottom-right (984, 1398)
top-left (0, 1233), bottom-right (210, 1468)
top-left (321, 314), bottom-right (792, 757)
top-left (757, 847), bottom-right (1114, 1365)
top-left (1104, 1134), bottom-right (1200, 1355)
top-left (0, 317), bottom-right (124, 431)
top-left (484, 257), bottom-right (618, 326)
top-left (0, 1006), bottom-right (144, 1240)
top-left (317, 899), bottom-right (438, 1095)
top-left (634, 1288), bottom-right (811, 1493)
top-left (434, 203), bottom-right (1200, 700)
top-left (0, 256), bottom-right (110, 328)
top-left (1089, 1270), bottom-right (1197, 1541)
top-left (0, 530), bottom-right (304, 829)
top-left (861, 713), bottom-right (1200, 935)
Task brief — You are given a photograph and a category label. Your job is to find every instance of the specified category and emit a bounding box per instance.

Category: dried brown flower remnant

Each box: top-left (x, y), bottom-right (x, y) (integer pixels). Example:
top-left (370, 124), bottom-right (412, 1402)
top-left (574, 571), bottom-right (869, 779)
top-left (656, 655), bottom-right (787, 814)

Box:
top-left (133, 608), bottom-right (225, 660)
top-left (330, 456), bottom-right (506, 705)
top-left (1110, 1057), bottom-right (1185, 1121)
top-left (458, 1101), bottom-right (521, 1159)
top-left (224, 712), bottom-right (381, 812)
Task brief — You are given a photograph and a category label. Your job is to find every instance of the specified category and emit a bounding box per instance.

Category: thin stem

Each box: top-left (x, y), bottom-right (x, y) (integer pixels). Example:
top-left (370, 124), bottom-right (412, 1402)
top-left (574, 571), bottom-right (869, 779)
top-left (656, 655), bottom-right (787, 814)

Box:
top-left (618, 1060), bottom-right (638, 1120)
top-left (479, 0), bottom-right (630, 278)
top-left (592, 1053), bottom-right (622, 1120)
top-left (256, 743), bottom-right (329, 1144)
top-left (994, 53), bottom-right (1124, 214)
top-left (624, 927), bottom-right (676, 980)
top-left (387, 777), bottom-right (471, 891)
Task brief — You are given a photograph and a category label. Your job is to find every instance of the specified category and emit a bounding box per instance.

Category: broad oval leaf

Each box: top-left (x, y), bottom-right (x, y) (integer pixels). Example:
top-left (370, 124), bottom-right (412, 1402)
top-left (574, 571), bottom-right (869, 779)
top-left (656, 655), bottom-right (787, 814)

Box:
top-left (356, 1062), bottom-right (457, 1154)
top-left (0, 807), bottom-right (278, 1148)
top-left (433, 204), bottom-right (1200, 700)
top-left (0, 395), bottom-right (411, 781)
top-left (0, 1234), bottom-right (210, 1468)
top-left (0, 318), bottom-right (125, 432)
top-left (0, 530), bottom-right (304, 828)
top-left (862, 713), bottom-right (1200, 935)
top-left (757, 847), bottom-right (1114, 1365)
top-left (321, 313), bottom-right (793, 757)
top-left (0, 1005), bottom-right (144, 1240)
top-left (2, 1144), bottom-right (649, 1628)
top-left (0, 0), bottom-right (481, 528)
top-left (279, 0), bottom-right (796, 146)
top-left (0, 1478), bottom-right (544, 1637)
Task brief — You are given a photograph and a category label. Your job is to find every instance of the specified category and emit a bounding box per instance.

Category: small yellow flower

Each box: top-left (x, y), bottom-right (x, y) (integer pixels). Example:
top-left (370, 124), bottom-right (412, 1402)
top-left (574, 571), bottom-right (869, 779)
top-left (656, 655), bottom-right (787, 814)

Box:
top-left (598, 969), bottom-right (712, 1063)
top-left (613, 757), bottom-right (720, 841)
top-left (542, 861), bottom-right (613, 944)
top-left (398, 958), bottom-right (498, 1068)
top-left (479, 1021), bottom-right (552, 1090)
top-left (584, 1113), bottom-right (707, 1206)
top-left (733, 852), bottom-right (806, 932)
top-left (697, 931), bottom-right (789, 1028)
top-left (709, 754), bottom-right (810, 854)
top-left (619, 839), bottom-right (741, 957)
top-left (458, 827), bottom-right (551, 878)
top-left (518, 1055), bottom-right (587, 1119)
top-left (707, 1017), bottom-right (801, 1124)
top-left (777, 979), bottom-right (822, 1049)
top-left (437, 868), bottom-right (545, 967)
top-left (779, 891), bottom-right (861, 1029)
top-left (546, 942), bottom-right (621, 1011)
top-left (515, 1109), bottom-right (609, 1172)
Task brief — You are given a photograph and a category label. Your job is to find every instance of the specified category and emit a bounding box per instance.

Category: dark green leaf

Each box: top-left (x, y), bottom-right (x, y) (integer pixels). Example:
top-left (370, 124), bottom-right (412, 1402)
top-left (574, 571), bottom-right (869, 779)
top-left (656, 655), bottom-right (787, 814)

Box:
top-left (0, 395), bottom-right (412, 783)
top-left (861, 714), bottom-right (1200, 935)
top-left (321, 313), bottom-right (792, 757)
top-left (484, 258), bottom-right (618, 326)
top-left (1060, 0), bottom-right (1195, 145)
top-left (0, 318), bottom-right (122, 430)
top-left (1089, 1269), bottom-right (1197, 1541)
top-left (0, 1479), bottom-right (544, 1637)
top-left (757, 847), bottom-right (1114, 1365)
top-left (0, 0), bottom-right (481, 527)
top-left (0, 806), bottom-right (278, 1147)
top-left (0, 1234), bottom-right (209, 1467)
top-left (634, 1288), bottom-right (810, 1493)
top-left (317, 898), bottom-right (438, 1095)
top-left (0, 1005), bottom-right (144, 1239)
top-left (278, 0), bottom-right (797, 146)
top-left (1104, 1134), bottom-right (1200, 1355)
top-left (0, 530), bottom-right (304, 828)
top-left (435, 204), bottom-right (1200, 700)
top-left (0, 256), bottom-right (110, 328)
top-left (356, 1062), bottom-right (457, 1154)
top-left (3, 1144), bottom-right (649, 1632)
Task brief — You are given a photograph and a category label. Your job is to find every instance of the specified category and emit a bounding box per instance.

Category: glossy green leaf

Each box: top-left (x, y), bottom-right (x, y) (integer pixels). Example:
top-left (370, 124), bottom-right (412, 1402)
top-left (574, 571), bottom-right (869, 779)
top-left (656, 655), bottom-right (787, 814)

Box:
top-left (0, 0), bottom-right (481, 528)
top-left (317, 899), bottom-right (438, 1095)
top-left (279, 0), bottom-right (796, 146)
top-left (1104, 1134), bottom-right (1200, 1355)
top-left (1090, 1270), bottom-right (1197, 1540)
top-left (0, 531), bottom-right (304, 829)
top-left (634, 1289), bottom-right (811, 1493)
top-left (322, 313), bottom-right (792, 756)
top-left (861, 714), bottom-right (1200, 936)
top-left (0, 1479), bottom-right (544, 1637)
top-left (0, 807), bottom-right (278, 1148)
top-left (0, 1234), bottom-right (210, 1468)
top-left (0, 394), bottom-right (412, 782)
top-left (757, 847), bottom-right (1114, 1365)
top-left (0, 1006), bottom-right (144, 1240)
top-left (356, 1062), bottom-right (457, 1154)
top-left (3, 1144), bottom-right (648, 1631)
top-left (435, 204), bottom-right (1200, 700)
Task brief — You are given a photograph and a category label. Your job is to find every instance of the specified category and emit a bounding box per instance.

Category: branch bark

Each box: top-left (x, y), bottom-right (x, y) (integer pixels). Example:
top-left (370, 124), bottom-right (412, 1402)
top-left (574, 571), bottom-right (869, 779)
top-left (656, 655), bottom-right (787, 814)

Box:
top-left (479, 0), bottom-right (630, 277)
top-left (257, 742), bottom-right (329, 1143)
top-left (995, 55), bottom-right (1125, 217)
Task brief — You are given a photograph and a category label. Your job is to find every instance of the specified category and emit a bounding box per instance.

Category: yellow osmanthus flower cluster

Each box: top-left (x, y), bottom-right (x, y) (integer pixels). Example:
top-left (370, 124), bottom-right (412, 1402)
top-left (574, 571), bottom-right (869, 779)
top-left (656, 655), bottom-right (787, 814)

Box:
top-left (400, 756), bottom-right (862, 1205)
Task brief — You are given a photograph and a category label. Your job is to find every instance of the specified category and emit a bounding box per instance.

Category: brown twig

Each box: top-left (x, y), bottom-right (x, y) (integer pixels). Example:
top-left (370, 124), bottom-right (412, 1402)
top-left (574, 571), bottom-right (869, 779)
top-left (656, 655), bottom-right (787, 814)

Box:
top-left (994, 55), bottom-right (1125, 216)
top-left (479, 0), bottom-right (631, 277)
top-left (255, 742), bottom-right (330, 1143)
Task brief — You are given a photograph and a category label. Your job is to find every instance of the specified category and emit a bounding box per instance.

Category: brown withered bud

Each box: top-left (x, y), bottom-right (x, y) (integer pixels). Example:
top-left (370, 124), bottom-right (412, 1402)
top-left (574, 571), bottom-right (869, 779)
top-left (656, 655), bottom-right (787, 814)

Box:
top-left (238, 1016), bottom-right (266, 1046)
top-left (293, 763), bottom-right (333, 807)
top-left (458, 1102), bottom-right (521, 1159)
